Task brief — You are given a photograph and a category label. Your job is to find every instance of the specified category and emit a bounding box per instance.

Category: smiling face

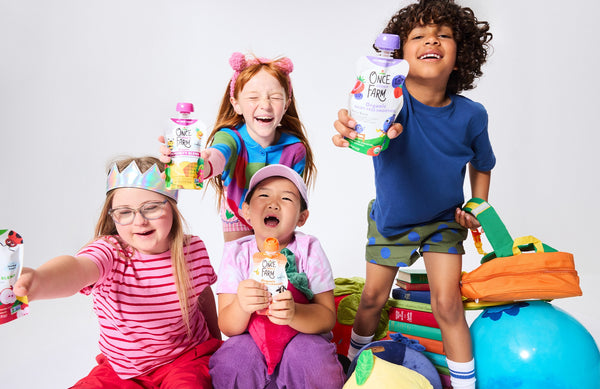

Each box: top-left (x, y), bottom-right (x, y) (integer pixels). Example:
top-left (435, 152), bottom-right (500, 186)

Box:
top-left (111, 188), bottom-right (173, 255)
top-left (231, 68), bottom-right (290, 148)
top-left (242, 176), bottom-right (308, 250)
top-left (402, 23), bottom-right (457, 95)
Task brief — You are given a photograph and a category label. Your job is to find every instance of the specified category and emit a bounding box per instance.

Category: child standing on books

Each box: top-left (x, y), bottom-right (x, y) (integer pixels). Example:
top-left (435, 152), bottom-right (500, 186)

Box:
top-left (13, 156), bottom-right (221, 388)
top-left (208, 164), bottom-right (345, 389)
top-left (160, 52), bottom-right (316, 243)
top-left (332, 1), bottom-right (495, 388)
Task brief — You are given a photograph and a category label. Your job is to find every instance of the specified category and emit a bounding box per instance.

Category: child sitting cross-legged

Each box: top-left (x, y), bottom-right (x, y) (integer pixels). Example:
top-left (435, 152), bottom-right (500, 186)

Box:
top-left (209, 164), bottom-right (345, 389)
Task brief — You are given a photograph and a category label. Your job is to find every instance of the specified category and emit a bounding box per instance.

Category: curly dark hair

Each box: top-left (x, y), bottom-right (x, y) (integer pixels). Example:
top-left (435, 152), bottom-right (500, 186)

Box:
top-left (382, 0), bottom-right (492, 94)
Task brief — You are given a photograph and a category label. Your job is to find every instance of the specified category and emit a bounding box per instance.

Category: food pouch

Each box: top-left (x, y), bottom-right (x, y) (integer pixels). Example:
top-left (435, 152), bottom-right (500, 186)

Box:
top-left (347, 33), bottom-right (409, 156)
top-left (251, 238), bottom-right (288, 315)
top-left (165, 102), bottom-right (205, 190)
top-left (0, 229), bottom-right (28, 324)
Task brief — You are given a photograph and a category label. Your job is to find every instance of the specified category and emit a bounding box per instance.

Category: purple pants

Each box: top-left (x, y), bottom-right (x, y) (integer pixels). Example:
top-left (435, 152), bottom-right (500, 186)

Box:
top-left (209, 332), bottom-right (345, 389)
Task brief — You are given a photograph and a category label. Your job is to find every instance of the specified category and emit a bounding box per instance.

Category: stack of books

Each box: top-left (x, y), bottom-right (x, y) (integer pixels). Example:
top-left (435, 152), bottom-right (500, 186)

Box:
top-left (388, 268), bottom-right (452, 388)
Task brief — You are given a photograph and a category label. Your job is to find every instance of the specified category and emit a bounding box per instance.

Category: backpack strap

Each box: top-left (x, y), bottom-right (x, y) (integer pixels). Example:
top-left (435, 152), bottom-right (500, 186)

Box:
top-left (463, 198), bottom-right (515, 259)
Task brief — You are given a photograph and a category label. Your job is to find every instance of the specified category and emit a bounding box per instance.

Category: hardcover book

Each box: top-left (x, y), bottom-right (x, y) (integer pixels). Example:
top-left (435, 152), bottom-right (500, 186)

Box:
top-left (392, 287), bottom-right (431, 304)
top-left (423, 351), bottom-right (447, 368)
top-left (388, 298), bottom-right (433, 313)
top-left (389, 306), bottom-right (439, 328)
top-left (395, 279), bottom-right (431, 291)
top-left (388, 320), bottom-right (442, 341)
top-left (398, 333), bottom-right (445, 355)
top-left (396, 268), bottom-right (429, 283)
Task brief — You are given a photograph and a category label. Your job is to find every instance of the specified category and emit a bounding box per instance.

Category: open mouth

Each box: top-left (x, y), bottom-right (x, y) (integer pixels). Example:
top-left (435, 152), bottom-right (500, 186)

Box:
top-left (136, 230), bottom-right (154, 236)
top-left (418, 53), bottom-right (442, 60)
top-left (255, 116), bottom-right (274, 123)
top-left (264, 216), bottom-right (279, 227)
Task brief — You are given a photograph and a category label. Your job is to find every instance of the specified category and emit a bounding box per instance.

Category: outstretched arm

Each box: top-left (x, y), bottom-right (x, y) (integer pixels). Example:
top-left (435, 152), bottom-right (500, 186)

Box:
top-left (13, 255), bottom-right (100, 301)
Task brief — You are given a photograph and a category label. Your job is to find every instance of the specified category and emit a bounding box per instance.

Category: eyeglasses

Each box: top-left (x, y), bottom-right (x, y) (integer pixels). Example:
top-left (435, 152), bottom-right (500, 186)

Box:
top-left (108, 200), bottom-right (168, 225)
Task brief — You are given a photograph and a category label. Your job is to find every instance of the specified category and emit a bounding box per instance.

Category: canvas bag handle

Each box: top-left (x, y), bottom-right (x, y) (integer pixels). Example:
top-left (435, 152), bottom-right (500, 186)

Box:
top-left (463, 198), bottom-right (514, 259)
top-left (463, 198), bottom-right (558, 262)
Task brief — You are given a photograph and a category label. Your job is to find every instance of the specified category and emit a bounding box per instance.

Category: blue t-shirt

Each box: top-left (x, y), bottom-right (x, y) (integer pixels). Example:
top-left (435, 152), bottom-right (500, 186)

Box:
top-left (371, 86), bottom-right (496, 237)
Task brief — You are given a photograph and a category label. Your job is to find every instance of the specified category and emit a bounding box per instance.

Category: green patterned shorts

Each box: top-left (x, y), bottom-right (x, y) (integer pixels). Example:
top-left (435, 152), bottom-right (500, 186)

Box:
top-left (365, 200), bottom-right (468, 267)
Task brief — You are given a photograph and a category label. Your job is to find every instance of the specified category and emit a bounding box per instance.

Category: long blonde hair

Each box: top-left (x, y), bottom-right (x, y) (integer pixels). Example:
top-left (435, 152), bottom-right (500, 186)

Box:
top-left (94, 156), bottom-right (195, 335)
top-left (205, 57), bottom-right (317, 207)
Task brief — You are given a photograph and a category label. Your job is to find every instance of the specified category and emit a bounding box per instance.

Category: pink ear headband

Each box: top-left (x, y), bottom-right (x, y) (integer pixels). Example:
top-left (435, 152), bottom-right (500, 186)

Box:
top-left (229, 52), bottom-right (294, 98)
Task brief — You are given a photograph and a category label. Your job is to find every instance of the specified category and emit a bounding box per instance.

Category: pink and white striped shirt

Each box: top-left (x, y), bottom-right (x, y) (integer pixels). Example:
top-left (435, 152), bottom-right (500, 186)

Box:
top-left (78, 235), bottom-right (217, 379)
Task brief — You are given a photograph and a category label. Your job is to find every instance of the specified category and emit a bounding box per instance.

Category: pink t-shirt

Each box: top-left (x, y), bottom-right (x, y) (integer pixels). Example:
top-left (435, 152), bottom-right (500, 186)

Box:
top-left (216, 232), bottom-right (335, 296)
top-left (78, 235), bottom-right (217, 379)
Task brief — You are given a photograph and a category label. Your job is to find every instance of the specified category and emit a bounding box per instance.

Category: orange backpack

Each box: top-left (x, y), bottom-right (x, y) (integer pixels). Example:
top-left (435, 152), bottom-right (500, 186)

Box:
top-left (460, 198), bottom-right (582, 302)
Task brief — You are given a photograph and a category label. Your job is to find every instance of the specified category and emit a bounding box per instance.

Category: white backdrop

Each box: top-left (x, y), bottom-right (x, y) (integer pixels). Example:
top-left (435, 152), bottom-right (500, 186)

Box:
top-left (2, 1), bottom-right (599, 387)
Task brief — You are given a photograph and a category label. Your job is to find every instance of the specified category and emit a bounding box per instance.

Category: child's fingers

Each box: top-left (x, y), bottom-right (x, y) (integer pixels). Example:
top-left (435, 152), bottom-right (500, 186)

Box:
top-left (337, 108), bottom-right (356, 130)
top-left (271, 290), bottom-right (292, 302)
top-left (158, 135), bottom-right (165, 143)
top-left (267, 298), bottom-right (295, 324)
top-left (13, 268), bottom-right (33, 297)
top-left (333, 109), bottom-right (357, 146)
top-left (159, 145), bottom-right (172, 159)
top-left (200, 149), bottom-right (211, 159)
top-left (332, 133), bottom-right (350, 147)
top-left (455, 208), bottom-right (480, 229)
top-left (237, 280), bottom-right (270, 311)
top-left (386, 123), bottom-right (404, 139)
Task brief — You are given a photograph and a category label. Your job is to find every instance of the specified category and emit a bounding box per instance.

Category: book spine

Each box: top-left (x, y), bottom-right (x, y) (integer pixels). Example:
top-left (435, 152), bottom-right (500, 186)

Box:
top-left (387, 298), bottom-right (433, 312)
top-left (391, 288), bottom-right (432, 304)
top-left (388, 320), bottom-right (443, 341)
top-left (397, 272), bottom-right (429, 283)
top-left (423, 351), bottom-right (448, 368)
top-left (435, 364), bottom-right (450, 376)
top-left (395, 280), bottom-right (431, 291)
top-left (398, 333), bottom-right (445, 355)
top-left (389, 307), bottom-right (439, 328)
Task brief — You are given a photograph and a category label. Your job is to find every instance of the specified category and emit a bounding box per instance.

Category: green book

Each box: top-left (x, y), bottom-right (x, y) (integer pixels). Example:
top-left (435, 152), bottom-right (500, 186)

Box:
top-left (388, 320), bottom-right (442, 341)
top-left (396, 268), bottom-right (429, 284)
top-left (435, 364), bottom-right (450, 376)
top-left (387, 298), bottom-right (433, 313)
top-left (423, 351), bottom-right (447, 368)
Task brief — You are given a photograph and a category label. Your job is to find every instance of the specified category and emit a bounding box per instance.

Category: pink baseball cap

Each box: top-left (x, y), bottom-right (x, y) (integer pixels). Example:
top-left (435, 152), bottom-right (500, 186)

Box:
top-left (247, 164), bottom-right (308, 208)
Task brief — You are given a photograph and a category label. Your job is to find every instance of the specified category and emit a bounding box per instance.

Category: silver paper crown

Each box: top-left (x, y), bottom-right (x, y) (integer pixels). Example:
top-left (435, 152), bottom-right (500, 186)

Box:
top-left (106, 161), bottom-right (178, 201)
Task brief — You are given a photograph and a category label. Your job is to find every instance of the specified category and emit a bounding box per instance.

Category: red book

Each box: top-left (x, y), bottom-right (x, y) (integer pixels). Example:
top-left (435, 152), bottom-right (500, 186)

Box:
top-left (389, 307), bottom-right (439, 328)
top-left (396, 279), bottom-right (430, 291)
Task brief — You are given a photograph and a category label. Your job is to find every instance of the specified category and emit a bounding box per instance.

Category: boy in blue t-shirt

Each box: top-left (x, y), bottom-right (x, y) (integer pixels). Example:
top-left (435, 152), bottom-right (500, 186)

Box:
top-left (333, 1), bottom-right (495, 388)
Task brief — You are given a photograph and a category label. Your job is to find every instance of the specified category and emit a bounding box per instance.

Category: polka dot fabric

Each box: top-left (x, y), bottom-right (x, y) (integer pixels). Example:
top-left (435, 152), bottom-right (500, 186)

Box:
top-left (365, 200), bottom-right (468, 267)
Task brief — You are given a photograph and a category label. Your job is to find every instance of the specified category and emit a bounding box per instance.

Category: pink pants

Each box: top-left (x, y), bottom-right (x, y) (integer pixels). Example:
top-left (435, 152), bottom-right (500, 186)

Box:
top-left (71, 338), bottom-right (222, 389)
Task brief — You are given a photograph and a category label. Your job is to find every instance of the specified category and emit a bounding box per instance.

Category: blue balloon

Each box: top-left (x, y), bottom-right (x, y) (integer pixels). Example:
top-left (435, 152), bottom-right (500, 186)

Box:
top-left (470, 300), bottom-right (600, 388)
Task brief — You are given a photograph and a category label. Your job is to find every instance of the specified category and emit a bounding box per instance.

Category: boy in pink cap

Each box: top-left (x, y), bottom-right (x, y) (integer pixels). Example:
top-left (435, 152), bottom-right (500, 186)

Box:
top-left (209, 164), bottom-right (345, 389)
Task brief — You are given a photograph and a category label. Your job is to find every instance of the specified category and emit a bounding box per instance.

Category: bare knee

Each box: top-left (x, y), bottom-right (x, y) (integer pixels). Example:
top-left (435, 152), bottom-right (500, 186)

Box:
top-left (359, 287), bottom-right (389, 311)
top-left (431, 295), bottom-right (464, 326)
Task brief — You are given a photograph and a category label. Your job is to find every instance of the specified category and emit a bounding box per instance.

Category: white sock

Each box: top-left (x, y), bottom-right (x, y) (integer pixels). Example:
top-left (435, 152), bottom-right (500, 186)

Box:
top-left (447, 358), bottom-right (476, 389)
top-left (347, 330), bottom-right (374, 361)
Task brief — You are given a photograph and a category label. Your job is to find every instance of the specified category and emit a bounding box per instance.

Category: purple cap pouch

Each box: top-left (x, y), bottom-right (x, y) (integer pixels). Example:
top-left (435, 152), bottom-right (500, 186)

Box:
top-left (375, 34), bottom-right (400, 51)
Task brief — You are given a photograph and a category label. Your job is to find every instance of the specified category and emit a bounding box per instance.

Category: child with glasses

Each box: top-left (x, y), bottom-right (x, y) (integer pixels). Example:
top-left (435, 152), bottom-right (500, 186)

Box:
top-left (13, 156), bottom-right (222, 388)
